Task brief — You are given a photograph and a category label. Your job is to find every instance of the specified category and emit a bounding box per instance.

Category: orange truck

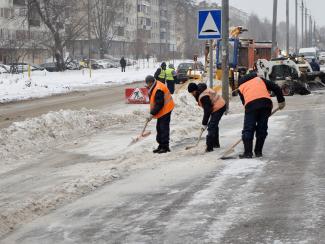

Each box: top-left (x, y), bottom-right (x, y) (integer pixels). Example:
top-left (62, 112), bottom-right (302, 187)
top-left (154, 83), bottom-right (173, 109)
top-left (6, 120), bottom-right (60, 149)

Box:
top-left (216, 38), bottom-right (273, 90)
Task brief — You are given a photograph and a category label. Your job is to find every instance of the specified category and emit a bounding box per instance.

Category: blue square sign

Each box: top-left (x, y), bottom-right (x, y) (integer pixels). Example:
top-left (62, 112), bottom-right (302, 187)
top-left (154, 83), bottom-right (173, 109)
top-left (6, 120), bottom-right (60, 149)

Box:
top-left (198, 10), bottom-right (222, 39)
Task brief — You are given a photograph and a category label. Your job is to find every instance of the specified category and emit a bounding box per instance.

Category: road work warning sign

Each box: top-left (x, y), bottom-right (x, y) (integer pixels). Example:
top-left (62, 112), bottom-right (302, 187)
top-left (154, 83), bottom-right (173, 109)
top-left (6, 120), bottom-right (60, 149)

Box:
top-left (125, 88), bottom-right (149, 104)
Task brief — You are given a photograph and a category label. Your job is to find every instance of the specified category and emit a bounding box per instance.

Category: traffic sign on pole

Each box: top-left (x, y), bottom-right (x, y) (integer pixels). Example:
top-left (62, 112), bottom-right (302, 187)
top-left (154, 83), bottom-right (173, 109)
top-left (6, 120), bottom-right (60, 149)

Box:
top-left (198, 10), bottom-right (222, 40)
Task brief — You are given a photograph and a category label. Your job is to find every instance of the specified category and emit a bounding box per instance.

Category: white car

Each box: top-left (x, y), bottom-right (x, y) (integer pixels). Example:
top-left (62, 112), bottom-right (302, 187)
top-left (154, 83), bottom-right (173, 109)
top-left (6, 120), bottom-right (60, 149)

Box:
top-left (96, 60), bottom-right (110, 69)
top-left (319, 52), bottom-right (325, 65)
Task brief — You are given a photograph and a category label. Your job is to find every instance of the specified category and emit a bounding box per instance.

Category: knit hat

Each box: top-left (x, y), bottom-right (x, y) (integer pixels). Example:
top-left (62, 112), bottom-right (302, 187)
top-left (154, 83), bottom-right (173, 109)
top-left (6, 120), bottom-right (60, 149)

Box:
top-left (188, 83), bottom-right (198, 93)
top-left (145, 75), bottom-right (155, 84)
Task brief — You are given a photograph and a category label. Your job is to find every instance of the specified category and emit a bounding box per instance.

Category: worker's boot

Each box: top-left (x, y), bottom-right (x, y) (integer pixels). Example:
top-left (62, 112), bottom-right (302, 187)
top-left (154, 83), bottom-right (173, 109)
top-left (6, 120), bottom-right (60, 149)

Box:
top-left (205, 146), bottom-right (214, 153)
top-left (239, 140), bottom-right (253, 159)
top-left (153, 145), bottom-right (162, 153)
top-left (213, 137), bottom-right (220, 148)
top-left (206, 137), bottom-right (214, 152)
top-left (158, 144), bottom-right (171, 154)
top-left (254, 138), bottom-right (265, 158)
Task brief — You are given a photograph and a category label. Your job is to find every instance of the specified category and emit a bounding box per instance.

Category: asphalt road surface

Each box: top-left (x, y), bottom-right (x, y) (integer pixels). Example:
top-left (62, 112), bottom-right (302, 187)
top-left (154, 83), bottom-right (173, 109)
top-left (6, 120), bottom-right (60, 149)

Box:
top-left (2, 92), bottom-right (325, 243)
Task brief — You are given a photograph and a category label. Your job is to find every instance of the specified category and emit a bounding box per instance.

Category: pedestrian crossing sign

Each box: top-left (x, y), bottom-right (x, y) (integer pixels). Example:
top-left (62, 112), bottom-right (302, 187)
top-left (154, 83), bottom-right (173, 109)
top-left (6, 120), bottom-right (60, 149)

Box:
top-left (198, 10), bottom-right (222, 39)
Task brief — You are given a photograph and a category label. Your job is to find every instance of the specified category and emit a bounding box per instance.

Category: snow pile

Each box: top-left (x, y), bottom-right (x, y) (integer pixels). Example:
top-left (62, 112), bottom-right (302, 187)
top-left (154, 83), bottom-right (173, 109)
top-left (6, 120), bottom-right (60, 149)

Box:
top-left (0, 109), bottom-right (143, 166)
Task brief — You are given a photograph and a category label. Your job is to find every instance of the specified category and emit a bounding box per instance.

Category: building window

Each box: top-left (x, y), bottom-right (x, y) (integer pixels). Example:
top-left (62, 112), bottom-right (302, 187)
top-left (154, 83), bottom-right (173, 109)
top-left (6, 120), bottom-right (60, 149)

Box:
top-left (13, 0), bottom-right (25, 6)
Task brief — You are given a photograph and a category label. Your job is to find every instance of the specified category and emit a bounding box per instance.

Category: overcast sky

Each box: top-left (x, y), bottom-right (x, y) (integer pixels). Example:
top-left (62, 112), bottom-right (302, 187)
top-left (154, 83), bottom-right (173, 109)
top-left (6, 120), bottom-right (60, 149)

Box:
top-left (212, 0), bottom-right (325, 27)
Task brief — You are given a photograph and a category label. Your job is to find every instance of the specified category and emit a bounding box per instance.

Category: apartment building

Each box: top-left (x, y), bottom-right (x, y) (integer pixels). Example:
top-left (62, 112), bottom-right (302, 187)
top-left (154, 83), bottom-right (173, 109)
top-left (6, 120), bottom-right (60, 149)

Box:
top-left (71, 0), bottom-right (177, 59)
top-left (0, 0), bottom-right (49, 64)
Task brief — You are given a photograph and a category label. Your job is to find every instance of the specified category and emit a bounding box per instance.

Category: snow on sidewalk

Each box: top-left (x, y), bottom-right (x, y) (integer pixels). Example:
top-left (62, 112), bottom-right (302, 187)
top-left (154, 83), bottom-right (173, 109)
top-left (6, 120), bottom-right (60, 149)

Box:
top-left (0, 59), bottom-right (195, 103)
top-left (0, 67), bottom-right (156, 103)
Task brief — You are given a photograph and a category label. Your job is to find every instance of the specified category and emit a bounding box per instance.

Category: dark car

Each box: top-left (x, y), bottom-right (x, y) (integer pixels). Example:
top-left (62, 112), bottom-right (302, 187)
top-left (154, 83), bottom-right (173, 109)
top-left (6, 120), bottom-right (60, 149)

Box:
top-left (176, 62), bottom-right (204, 83)
top-left (8, 62), bottom-right (44, 73)
top-left (40, 62), bottom-right (59, 72)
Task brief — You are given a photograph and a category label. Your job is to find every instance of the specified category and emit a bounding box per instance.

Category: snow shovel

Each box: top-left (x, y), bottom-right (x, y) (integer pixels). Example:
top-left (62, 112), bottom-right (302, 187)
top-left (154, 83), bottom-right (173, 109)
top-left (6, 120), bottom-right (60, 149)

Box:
top-left (219, 107), bottom-right (280, 160)
top-left (129, 120), bottom-right (151, 146)
top-left (185, 128), bottom-right (206, 150)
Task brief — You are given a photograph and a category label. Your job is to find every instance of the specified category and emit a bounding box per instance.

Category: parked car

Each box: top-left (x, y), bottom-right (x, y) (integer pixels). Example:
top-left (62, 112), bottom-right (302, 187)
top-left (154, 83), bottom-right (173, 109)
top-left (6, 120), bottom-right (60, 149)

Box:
top-left (0, 64), bottom-right (9, 74)
top-left (176, 62), bottom-right (204, 83)
top-left (8, 62), bottom-right (44, 73)
top-left (319, 51), bottom-right (325, 65)
top-left (40, 62), bottom-right (59, 72)
top-left (90, 59), bottom-right (103, 69)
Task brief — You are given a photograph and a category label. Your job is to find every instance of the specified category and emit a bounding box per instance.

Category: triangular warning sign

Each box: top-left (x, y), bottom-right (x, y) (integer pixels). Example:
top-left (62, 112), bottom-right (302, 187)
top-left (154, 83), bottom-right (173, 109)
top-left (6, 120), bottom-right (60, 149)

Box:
top-left (200, 12), bottom-right (220, 36)
top-left (129, 88), bottom-right (144, 100)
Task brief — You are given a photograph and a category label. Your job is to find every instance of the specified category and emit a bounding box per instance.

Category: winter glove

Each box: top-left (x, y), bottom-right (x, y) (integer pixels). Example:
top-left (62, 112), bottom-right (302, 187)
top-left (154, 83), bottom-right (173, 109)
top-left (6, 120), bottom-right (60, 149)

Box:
top-left (278, 101), bottom-right (286, 110)
top-left (146, 115), bottom-right (153, 122)
top-left (201, 125), bottom-right (208, 132)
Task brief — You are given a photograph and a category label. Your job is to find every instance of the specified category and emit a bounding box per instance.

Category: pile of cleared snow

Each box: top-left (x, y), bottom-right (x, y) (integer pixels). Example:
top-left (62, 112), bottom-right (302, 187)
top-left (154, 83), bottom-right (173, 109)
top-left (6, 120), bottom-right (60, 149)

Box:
top-left (0, 108), bottom-right (144, 165)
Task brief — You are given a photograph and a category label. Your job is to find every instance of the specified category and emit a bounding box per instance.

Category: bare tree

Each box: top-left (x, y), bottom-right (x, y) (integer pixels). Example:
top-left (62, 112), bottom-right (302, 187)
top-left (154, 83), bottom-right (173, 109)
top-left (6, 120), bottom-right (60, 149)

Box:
top-left (27, 0), bottom-right (87, 71)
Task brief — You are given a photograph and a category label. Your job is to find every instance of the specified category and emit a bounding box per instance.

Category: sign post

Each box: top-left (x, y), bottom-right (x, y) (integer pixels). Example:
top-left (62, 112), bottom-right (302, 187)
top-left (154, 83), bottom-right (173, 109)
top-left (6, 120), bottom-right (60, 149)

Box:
top-left (222, 0), bottom-right (229, 111)
top-left (198, 9), bottom-right (222, 88)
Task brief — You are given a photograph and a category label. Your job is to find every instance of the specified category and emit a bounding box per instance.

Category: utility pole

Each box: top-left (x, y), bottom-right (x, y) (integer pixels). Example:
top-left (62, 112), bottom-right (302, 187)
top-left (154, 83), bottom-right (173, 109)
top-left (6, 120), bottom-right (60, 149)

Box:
top-left (314, 21), bottom-right (316, 47)
top-left (309, 16), bottom-right (313, 47)
top-left (286, 0), bottom-right (290, 56)
top-left (305, 7), bottom-right (308, 47)
top-left (221, 0), bottom-right (229, 110)
top-left (87, 0), bottom-right (92, 78)
top-left (301, 1), bottom-right (304, 48)
top-left (295, 0), bottom-right (298, 52)
top-left (272, 0), bottom-right (278, 58)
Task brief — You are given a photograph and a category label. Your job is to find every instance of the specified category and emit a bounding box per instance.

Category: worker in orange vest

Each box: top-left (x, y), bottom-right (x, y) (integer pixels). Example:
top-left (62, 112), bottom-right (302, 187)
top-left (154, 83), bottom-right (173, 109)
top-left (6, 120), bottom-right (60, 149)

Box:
top-left (188, 82), bottom-right (226, 152)
top-left (238, 72), bottom-right (285, 158)
top-left (145, 75), bottom-right (175, 154)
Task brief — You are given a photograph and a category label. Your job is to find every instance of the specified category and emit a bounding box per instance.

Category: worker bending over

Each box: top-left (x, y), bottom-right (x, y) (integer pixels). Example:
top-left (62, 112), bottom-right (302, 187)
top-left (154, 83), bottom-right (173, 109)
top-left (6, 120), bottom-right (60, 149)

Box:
top-left (188, 83), bottom-right (226, 152)
top-left (238, 72), bottom-right (285, 158)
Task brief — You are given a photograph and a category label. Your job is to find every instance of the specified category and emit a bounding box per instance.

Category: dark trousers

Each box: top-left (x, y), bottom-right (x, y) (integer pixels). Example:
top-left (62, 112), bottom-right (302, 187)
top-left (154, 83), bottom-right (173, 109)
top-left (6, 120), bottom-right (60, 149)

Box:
top-left (207, 105), bottom-right (226, 147)
top-left (156, 112), bottom-right (171, 146)
top-left (166, 80), bottom-right (175, 94)
top-left (242, 107), bottom-right (272, 141)
top-left (121, 66), bottom-right (126, 72)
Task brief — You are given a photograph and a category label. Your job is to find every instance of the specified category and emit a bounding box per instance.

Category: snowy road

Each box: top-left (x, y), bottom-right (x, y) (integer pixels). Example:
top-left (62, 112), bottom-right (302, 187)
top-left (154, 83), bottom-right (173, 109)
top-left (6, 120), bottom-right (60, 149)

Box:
top-left (0, 82), bottom-right (141, 129)
top-left (1, 92), bottom-right (325, 243)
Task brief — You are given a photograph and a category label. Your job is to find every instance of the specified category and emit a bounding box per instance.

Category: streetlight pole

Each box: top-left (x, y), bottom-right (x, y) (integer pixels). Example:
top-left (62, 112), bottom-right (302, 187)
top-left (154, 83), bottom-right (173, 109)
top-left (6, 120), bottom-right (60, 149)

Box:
top-left (272, 0), bottom-right (278, 58)
top-left (295, 0), bottom-right (298, 52)
top-left (221, 0), bottom-right (229, 110)
top-left (305, 7), bottom-right (308, 47)
top-left (309, 14), bottom-right (313, 47)
top-left (301, 1), bottom-right (304, 48)
top-left (286, 0), bottom-right (289, 56)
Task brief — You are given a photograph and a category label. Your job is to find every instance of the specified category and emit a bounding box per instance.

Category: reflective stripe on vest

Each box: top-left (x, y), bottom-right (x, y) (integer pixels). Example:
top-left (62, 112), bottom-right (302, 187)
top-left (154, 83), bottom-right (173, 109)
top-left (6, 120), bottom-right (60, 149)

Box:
top-left (150, 81), bottom-right (175, 119)
top-left (165, 68), bottom-right (175, 81)
top-left (239, 77), bottom-right (271, 106)
top-left (158, 69), bottom-right (166, 80)
top-left (198, 88), bottom-right (226, 113)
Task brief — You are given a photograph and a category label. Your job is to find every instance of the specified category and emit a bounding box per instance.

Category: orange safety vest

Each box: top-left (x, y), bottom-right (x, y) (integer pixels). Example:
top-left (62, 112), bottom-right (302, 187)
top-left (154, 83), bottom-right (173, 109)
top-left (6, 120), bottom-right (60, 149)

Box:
top-left (150, 81), bottom-right (175, 119)
top-left (239, 77), bottom-right (271, 106)
top-left (198, 88), bottom-right (226, 112)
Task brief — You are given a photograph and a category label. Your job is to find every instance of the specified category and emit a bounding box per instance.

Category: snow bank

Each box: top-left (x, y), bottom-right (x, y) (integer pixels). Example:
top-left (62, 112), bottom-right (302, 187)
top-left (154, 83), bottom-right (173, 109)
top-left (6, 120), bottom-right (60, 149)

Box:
top-left (0, 108), bottom-right (145, 171)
